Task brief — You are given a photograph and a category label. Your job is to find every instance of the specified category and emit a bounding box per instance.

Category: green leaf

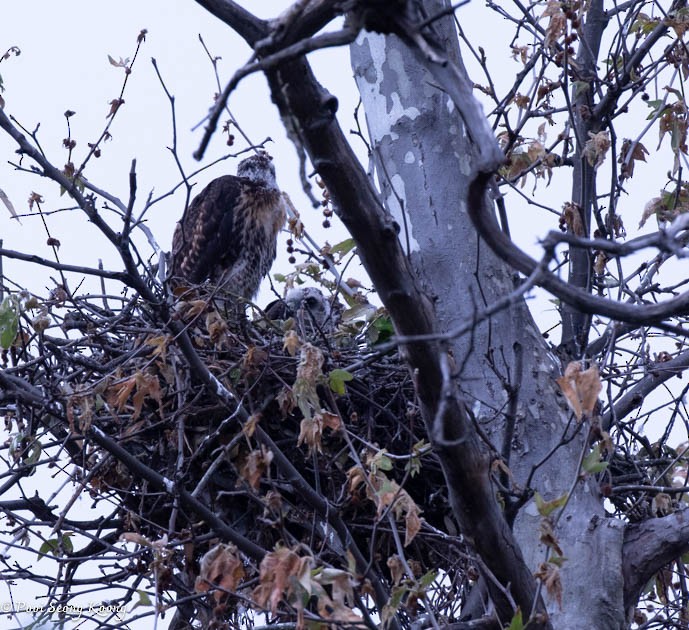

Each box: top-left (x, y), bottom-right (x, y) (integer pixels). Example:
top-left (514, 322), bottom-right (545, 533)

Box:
top-left (23, 440), bottom-right (42, 467)
top-left (382, 585), bottom-right (406, 622)
top-left (417, 570), bottom-right (437, 589)
top-left (38, 539), bottom-right (60, 559)
top-left (645, 100), bottom-right (666, 119)
top-left (330, 238), bottom-right (356, 256)
top-left (369, 315), bottom-right (394, 345)
top-left (61, 532), bottom-right (74, 554)
top-left (371, 449), bottom-right (393, 472)
top-left (507, 608), bottom-right (523, 630)
top-left (533, 491), bottom-right (568, 517)
top-left (130, 589), bottom-right (153, 611)
top-left (405, 455), bottom-right (421, 477)
top-left (328, 368), bottom-right (353, 395)
top-left (38, 533), bottom-right (73, 560)
top-left (549, 554), bottom-right (568, 567)
top-left (629, 17), bottom-right (645, 33)
top-left (582, 443), bottom-right (609, 474)
top-left (8, 432), bottom-right (24, 460)
top-left (572, 81), bottom-right (590, 99)
top-left (0, 296), bottom-right (19, 349)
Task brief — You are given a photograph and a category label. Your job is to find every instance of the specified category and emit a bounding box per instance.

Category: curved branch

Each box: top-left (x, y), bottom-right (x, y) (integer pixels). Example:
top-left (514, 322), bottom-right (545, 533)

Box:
top-left (193, 0), bottom-right (267, 44)
top-left (467, 173), bottom-right (689, 325)
top-left (622, 507), bottom-right (689, 612)
top-left (541, 223), bottom-right (689, 259)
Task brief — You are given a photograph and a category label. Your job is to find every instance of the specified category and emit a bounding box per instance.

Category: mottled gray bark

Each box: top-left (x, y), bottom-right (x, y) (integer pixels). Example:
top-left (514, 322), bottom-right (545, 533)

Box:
top-left (350, 4), bottom-right (626, 627)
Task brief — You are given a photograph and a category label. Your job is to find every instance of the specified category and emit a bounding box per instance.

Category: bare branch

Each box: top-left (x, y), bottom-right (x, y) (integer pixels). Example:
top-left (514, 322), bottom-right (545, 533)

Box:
top-left (468, 173), bottom-right (689, 325)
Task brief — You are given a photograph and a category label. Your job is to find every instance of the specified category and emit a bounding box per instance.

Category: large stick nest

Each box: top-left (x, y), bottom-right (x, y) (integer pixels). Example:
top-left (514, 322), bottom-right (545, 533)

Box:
top-left (0, 283), bottom-right (472, 628)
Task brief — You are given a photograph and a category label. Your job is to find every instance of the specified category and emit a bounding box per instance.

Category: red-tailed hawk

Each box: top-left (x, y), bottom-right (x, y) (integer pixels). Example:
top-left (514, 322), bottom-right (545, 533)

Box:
top-left (170, 153), bottom-right (285, 300)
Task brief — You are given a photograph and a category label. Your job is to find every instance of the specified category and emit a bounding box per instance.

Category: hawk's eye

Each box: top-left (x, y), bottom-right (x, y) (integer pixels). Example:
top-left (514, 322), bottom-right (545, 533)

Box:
top-left (305, 297), bottom-right (319, 307)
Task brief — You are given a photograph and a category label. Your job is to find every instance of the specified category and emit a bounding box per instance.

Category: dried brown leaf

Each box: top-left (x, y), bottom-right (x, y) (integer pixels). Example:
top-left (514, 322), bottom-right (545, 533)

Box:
top-left (282, 329), bottom-right (300, 356)
top-left (387, 555), bottom-right (405, 585)
top-left (542, 0), bottom-right (567, 48)
top-left (296, 411), bottom-right (341, 454)
top-left (584, 131), bottom-right (611, 167)
top-left (252, 547), bottom-right (311, 613)
top-left (195, 543), bottom-right (245, 602)
top-left (242, 413), bottom-right (260, 438)
top-left (347, 465), bottom-right (367, 495)
top-left (276, 386), bottom-right (296, 416)
top-left (639, 196), bottom-right (663, 228)
top-left (293, 343), bottom-right (324, 420)
top-left (556, 362), bottom-right (602, 421)
top-left (205, 311), bottom-right (228, 345)
top-left (535, 561), bottom-right (563, 609)
top-left (238, 445), bottom-right (273, 491)
top-left (618, 138), bottom-right (648, 180)
top-left (539, 518), bottom-right (564, 556)
top-left (106, 98), bottom-right (124, 118)
top-left (27, 191), bottom-right (44, 211)
top-left (593, 251), bottom-right (608, 275)
top-left (559, 202), bottom-right (585, 236)
top-left (652, 492), bottom-right (673, 516)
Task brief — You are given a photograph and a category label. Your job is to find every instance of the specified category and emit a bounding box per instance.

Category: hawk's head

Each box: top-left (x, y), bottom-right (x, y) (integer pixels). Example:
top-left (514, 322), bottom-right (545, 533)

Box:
top-left (237, 152), bottom-right (277, 190)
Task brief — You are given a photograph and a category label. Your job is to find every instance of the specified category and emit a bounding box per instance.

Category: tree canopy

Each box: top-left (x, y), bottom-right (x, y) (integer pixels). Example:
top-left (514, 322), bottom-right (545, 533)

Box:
top-left (2, 1), bottom-right (689, 629)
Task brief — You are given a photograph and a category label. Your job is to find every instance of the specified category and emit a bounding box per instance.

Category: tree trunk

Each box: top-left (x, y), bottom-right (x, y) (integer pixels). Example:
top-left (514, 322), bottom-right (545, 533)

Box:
top-left (350, 4), bottom-right (627, 627)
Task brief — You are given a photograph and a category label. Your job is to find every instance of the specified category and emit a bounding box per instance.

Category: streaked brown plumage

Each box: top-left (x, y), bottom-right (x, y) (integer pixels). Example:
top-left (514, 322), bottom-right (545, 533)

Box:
top-left (170, 153), bottom-right (285, 300)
